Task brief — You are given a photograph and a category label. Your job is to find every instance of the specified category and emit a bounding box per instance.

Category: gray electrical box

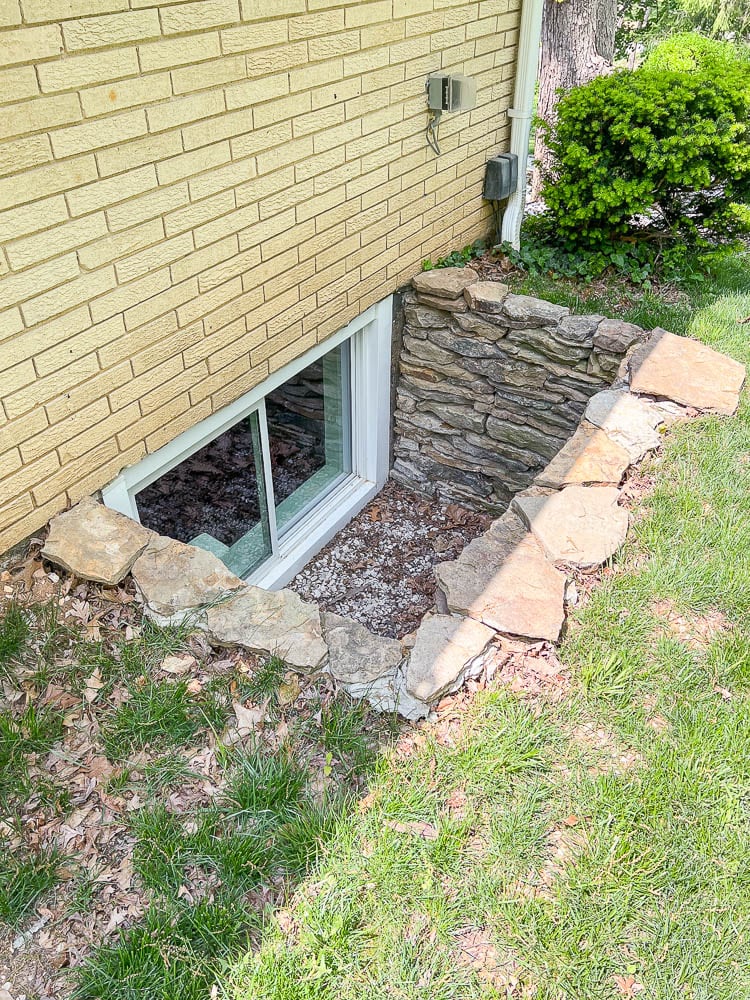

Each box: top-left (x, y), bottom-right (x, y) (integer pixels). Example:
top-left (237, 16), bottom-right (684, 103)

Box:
top-left (427, 73), bottom-right (477, 113)
top-left (483, 153), bottom-right (519, 201)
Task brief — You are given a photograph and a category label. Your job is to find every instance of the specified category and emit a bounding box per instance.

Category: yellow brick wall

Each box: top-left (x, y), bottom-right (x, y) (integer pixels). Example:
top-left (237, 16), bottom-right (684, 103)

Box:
top-left (0, 0), bottom-right (520, 554)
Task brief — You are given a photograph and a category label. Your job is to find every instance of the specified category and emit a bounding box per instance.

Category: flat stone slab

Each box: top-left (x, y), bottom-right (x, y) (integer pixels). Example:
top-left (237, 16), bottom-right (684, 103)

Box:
top-left (464, 280), bottom-right (509, 313)
top-left (416, 292), bottom-right (467, 313)
top-left (435, 511), bottom-right (566, 642)
top-left (513, 485), bottom-right (629, 568)
top-left (43, 497), bottom-right (152, 586)
top-left (412, 266), bottom-right (477, 299)
top-left (536, 421), bottom-right (631, 488)
top-left (323, 612), bottom-right (403, 685)
top-left (132, 535), bottom-right (244, 618)
top-left (629, 328), bottom-right (745, 416)
top-left (584, 389), bottom-right (663, 462)
top-left (405, 614), bottom-right (495, 704)
top-left (205, 586), bottom-right (327, 672)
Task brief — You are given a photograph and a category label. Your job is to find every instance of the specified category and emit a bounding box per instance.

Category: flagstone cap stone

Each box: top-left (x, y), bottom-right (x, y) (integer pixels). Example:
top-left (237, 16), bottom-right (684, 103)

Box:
top-left (536, 420), bottom-right (631, 489)
top-left (463, 280), bottom-right (509, 313)
top-left (205, 585), bottom-right (327, 672)
top-left (584, 389), bottom-right (663, 462)
top-left (405, 614), bottom-right (495, 704)
top-left (502, 294), bottom-right (570, 328)
top-left (43, 496), bottom-right (152, 586)
top-left (513, 485), bottom-right (629, 569)
top-left (323, 612), bottom-right (403, 685)
top-left (435, 511), bottom-right (566, 642)
top-left (412, 266), bottom-right (477, 299)
top-left (131, 535), bottom-right (244, 618)
top-left (629, 328), bottom-right (746, 415)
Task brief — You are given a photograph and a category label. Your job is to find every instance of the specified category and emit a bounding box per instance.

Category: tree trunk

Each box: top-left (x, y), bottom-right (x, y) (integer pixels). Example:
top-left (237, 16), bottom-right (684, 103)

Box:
top-left (531, 0), bottom-right (616, 202)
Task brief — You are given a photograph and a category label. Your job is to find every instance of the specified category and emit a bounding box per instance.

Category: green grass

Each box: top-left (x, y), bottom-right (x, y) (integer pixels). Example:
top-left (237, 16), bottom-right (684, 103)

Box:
top-left (100, 679), bottom-right (203, 759)
top-left (220, 251), bottom-right (750, 1000)
top-left (0, 600), bottom-right (29, 680)
top-left (0, 705), bottom-right (65, 807)
top-left (0, 849), bottom-right (63, 927)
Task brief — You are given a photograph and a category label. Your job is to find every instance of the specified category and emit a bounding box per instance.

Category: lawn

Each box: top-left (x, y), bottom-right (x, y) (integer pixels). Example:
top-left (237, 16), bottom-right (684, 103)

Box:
top-left (1, 251), bottom-right (748, 999)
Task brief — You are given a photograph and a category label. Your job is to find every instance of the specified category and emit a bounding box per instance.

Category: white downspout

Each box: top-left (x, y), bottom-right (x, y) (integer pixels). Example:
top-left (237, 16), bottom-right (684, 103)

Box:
top-left (501, 0), bottom-right (544, 249)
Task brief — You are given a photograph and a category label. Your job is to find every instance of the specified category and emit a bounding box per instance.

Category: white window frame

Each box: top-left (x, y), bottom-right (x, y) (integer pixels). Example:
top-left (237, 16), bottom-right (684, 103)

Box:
top-left (102, 296), bottom-right (393, 590)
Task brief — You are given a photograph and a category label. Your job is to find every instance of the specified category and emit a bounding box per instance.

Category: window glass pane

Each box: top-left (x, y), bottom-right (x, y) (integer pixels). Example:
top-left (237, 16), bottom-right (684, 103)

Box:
top-left (135, 409), bottom-right (272, 578)
top-left (265, 342), bottom-right (351, 534)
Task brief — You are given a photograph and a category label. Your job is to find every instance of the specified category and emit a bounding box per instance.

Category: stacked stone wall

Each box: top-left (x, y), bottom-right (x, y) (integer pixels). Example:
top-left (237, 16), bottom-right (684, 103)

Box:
top-left (392, 268), bottom-right (645, 511)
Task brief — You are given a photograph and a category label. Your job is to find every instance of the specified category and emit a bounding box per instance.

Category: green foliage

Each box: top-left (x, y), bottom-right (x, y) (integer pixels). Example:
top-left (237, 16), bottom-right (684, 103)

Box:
top-left (0, 601), bottom-right (29, 680)
top-left (72, 896), bottom-right (255, 1000)
top-left (421, 239), bottom-right (486, 271)
top-left (0, 705), bottom-right (65, 806)
top-left (101, 680), bottom-right (202, 759)
top-left (617, 0), bottom-right (750, 61)
top-left (0, 850), bottom-right (62, 927)
top-left (224, 747), bottom-right (307, 822)
top-left (541, 39), bottom-right (750, 250)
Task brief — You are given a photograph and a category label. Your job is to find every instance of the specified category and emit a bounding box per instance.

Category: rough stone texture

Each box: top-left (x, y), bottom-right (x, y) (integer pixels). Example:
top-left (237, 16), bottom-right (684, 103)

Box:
top-left (464, 280), bottom-right (509, 313)
top-left (132, 535), bottom-right (244, 618)
top-left (512, 485), bottom-right (629, 568)
top-left (415, 292), bottom-right (468, 313)
top-left (502, 294), bottom-right (570, 327)
top-left (412, 266), bottom-right (477, 299)
top-left (405, 614), bottom-right (495, 703)
top-left (584, 389), bottom-right (663, 461)
top-left (43, 497), bottom-right (152, 586)
top-left (393, 287), bottom-right (640, 513)
top-left (629, 328), bottom-right (746, 415)
top-left (205, 586), bottom-right (327, 672)
top-left (594, 319), bottom-right (644, 354)
top-left (435, 511), bottom-right (567, 641)
top-left (535, 421), bottom-right (631, 488)
top-left (323, 612), bottom-right (403, 684)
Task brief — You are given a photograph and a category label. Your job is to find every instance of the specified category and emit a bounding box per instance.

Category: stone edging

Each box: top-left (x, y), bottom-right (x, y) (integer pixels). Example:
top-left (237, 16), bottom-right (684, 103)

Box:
top-left (40, 273), bottom-right (746, 721)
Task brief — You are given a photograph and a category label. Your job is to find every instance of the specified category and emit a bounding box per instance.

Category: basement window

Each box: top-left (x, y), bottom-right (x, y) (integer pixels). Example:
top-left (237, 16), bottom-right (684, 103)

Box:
top-left (102, 298), bottom-right (392, 588)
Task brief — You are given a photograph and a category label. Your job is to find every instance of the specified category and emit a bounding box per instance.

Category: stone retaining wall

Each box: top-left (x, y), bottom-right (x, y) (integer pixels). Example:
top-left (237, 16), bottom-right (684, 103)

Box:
top-left (392, 267), bottom-right (646, 512)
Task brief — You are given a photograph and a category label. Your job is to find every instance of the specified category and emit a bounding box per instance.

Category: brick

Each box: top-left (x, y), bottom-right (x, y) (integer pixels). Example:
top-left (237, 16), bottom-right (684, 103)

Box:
top-left (221, 18), bottom-right (288, 54)
top-left (244, 40), bottom-right (307, 78)
top-left (38, 48), bottom-right (138, 94)
top-left (116, 231), bottom-right (194, 284)
top-left (22, 265), bottom-right (116, 327)
top-left (22, 0), bottom-right (128, 23)
top-left (63, 10), bottom-right (161, 51)
top-left (0, 92), bottom-right (80, 143)
top-left (188, 155), bottom-right (255, 202)
top-left (81, 72), bottom-right (172, 118)
top-left (138, 32), bottom-right (221, 72)
top-left (67, 164), bottom-right (158, 218)
top-left (50, 109), bottom-right (148, 159)
top-left (0, 252), bottom-right (78, 311)
top-left (171, 55), bottom-right (245, 95)
top-left (106, 182), bottom-right (188, 232)
top-left (0, 195), bottom-right (68, 242)
top-left (124, 276), bottom-right (198, 330)
top-left (170, 234), bottom-right (237, 284)
top-left (35, 437), bottom-right (119, 505)
top-left (0, 446), bottom-right (22, 482)
top-left (145, 395), bottom-right (211, 451)
top-left (0, 65), bottom-right (39, 105)
top-left (35, 315), bottom-right (124, 377)
top-left (96, 131), bottom-right (182, 177)
top-left (160, 0), bottom-right (240, 35)
top-left (225, 73), bottom-right (288, 111)
top-left (182, 106), bottom-right (253, 151)
top-left (240, 0), bottom-right (304, 18)
top-left (98, 311), bottom-right (178, 369)
top-left (0, 24), bottom-right (62, 68)
top-left (164, 189), bottom-right (235, 237)
top-left (198, 244), bottom-right (260, 293)
top-left (47, 361), bottom-right (131, 424)
top-left (89, 266), bottom-right (171, 324)
top-left (157, 140), bottom-right (231, 187)
top-left (130, 321), bottom-right (202, 376)
top-left (0, 134), bottom-right (52, 180)
top-left (79, 218), bottom-right (164, 271)
top-left (6, 213), bottom-right (107, 271)
top-left (57, 404), bottom-right (140, 464)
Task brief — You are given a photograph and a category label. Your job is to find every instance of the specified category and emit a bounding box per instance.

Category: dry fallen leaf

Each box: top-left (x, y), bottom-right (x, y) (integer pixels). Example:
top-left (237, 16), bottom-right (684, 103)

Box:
top-left (160, 654), bottom-right (197, 675)
top-left (385, 819), bottom-right (439, 840)
top-left (613, 973), bottom-right (644, 997)
top-left (232, 701), bottom-right (265, 737)
top-left (84, 668), bottom-right (105, 704)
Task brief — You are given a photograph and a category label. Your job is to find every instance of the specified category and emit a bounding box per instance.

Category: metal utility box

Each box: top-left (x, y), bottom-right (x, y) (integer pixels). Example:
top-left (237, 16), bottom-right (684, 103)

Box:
top-left (483, 153), bottom-right (519, 201)
top-left (427, 73), bottom-right (477, 113)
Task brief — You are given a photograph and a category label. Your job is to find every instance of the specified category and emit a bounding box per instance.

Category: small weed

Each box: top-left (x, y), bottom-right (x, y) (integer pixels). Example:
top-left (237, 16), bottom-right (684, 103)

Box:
top-left (141, 752), bottom-right (196, 794)
top-left (72, 895), bottom-right (255, 1000)
top-left (320, 698), bottom-right (373, 772)
top-left (0, 849), bottom-right (62, 927)
top-left (275, 799), bottom-right (349, 878)
top-left (422, 239), bottom-right (486, 271)
top-left (243, 655), bottom-right (286, 705)
top-left (224, 747), bottom-right (307, 823)
top-left (101, 680), bottom-right (201, 760)
top-left (0, 600), bottom-right (29, 679)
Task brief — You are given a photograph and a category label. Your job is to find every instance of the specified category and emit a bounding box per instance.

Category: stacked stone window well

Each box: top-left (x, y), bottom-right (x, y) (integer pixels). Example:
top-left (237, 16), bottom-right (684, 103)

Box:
top-left (39, 271), bottom-right (745, 723)
top-left (392, 267), bottom-right (644, 512)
